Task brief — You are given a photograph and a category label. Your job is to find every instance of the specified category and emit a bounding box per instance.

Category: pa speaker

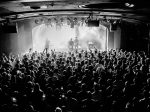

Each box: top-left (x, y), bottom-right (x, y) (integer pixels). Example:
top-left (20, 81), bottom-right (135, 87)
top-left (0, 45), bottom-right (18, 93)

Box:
top-left (0, 23), bottom-right (18, 33)
top-left (87, 20), bottom-right (99, 27)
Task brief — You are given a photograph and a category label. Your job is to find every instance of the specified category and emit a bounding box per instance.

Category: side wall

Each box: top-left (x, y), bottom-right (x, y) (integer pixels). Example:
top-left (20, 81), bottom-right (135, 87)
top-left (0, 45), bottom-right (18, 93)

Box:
top-left (107, 26), bottom-right (121, 50)
top-left (107, 21), bottom-right (149, 53)
top-left (120, 21), bottom-right (149, 52)
top-left (0, 19), bottom-right (33, 56)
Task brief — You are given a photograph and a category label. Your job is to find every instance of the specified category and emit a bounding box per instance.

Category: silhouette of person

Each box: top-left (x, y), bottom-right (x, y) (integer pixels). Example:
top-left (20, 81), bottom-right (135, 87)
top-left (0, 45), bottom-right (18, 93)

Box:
top-left (68, 38), bottom-right (74, 51)
top-left (43, 39), bottom-right (50, 54)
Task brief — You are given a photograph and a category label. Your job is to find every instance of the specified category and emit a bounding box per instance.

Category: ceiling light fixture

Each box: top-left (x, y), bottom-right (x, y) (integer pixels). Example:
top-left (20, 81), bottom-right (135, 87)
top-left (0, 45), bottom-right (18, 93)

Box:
top-left (40, 5), bottom-right (47, 9)
top-left (78, 5), bottom-right (86, 8)
top-left (125, 3), bottom-right (134, 8)
top-left (23, 6), bottom-right (30, 9)
top-left (129, 4), bottom-right (134, 8)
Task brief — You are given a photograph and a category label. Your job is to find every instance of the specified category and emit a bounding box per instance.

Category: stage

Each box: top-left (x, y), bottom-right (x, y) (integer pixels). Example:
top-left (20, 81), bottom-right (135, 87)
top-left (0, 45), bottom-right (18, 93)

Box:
top-left (32, 23), bottom-right (107, 52)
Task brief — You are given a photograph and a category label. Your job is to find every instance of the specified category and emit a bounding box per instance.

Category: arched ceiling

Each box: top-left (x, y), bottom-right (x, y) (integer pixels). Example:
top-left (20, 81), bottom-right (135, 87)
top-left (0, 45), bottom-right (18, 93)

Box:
top-left (0, 0), bottom-right (150, 23)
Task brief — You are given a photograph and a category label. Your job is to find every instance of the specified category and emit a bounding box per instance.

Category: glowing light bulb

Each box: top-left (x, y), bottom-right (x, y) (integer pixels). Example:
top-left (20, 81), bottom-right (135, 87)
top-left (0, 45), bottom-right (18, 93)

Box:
top-left (12, 97), bottom-right (17, 103)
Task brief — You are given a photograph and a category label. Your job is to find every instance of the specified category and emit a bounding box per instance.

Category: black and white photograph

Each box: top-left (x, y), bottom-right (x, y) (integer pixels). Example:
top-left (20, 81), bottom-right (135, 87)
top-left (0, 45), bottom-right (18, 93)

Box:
top-left (0, 0), bottom-right (150, 112)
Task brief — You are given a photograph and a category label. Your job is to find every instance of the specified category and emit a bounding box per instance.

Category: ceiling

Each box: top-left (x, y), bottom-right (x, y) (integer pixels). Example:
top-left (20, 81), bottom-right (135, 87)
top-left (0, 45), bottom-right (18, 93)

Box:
top-left (0, 0), bottom-right (150, 24)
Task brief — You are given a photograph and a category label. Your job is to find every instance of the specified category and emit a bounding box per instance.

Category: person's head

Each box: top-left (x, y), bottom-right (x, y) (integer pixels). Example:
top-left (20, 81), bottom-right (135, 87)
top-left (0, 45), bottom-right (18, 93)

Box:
top-left (26, 105), bottom-right (35, 112)
top-left (81, 83), bottom-right (86, 91)
top-left (87, 91), bottom-right (92, 99)
top-left (67, 90), bottom-right (72, 98)
top-left (46, 87), bottom-right (53, 94)
top-left (147, 78), bottom-right (150, 86)
top-left (55, 107), bottom-right (62, 112)
top-left (54, 88), bottom-right (60, 96)
top-left (11, 104), bottom-right (19, 112)
top-left (34, 83), bottom-right (41, 92)
top-left (94, 83), bottom-right (99, 92)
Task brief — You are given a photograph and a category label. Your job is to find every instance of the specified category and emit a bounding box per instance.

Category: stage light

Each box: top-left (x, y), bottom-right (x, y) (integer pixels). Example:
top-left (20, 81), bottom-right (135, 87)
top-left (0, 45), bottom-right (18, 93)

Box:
top-left (54, 18), bottom-right (58, 23)
top-left (73, 17), bottom-right (78, 25)
top-left (23, 6), bottom-right (30, 9)
top-left (107, 19), bottom-right (110, 23)
top-left (35, 19), bottom-right (40, 24)
top-left (47, 18), bottom-right (51, 22)
top-left (40, 5), bottom-right (47, 9)
top-left (67, 18), bottom-right (71, 25)
top-left (60, 18), bottom-right (64, 23)
top-left (78, 5), bottom-right (86, 8)
top-left (70, 21), bottom-right (74, 28)
top-left (129, 4), bottom-right (134, 8)
top-left (113, 20), bottom-right (117, 24)
top-left (125, 3), bottom-right (134, 8)
top-left (44, 18), bottom-right (52, 27)
top-left (40, 18), bottom-right (45, 24)
top-left (125, 3), bottom-right (130, 7)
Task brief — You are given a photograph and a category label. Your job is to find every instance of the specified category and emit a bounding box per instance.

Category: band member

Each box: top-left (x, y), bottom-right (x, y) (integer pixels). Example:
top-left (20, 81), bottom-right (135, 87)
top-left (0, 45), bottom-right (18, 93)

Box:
top-left (68, 38), bottom-right (74, 51)
top-left (74, 37), bottom-right (79, 51)
top-left (29, 48), bottom-right (32, 53)
top-left (88, 41), bottom-right (94, 50)
top-left (43, 39), bottom-right (50, 54)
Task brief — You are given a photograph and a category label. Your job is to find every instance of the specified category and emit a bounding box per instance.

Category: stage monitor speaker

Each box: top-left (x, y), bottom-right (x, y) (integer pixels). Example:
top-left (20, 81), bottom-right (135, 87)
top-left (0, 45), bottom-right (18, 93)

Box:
top-left (87, 20), bottom-right (99, 27)
top-left (110, 23), bottom-right (117, 32)
top-left (0, 23), bottom-right (18, 33)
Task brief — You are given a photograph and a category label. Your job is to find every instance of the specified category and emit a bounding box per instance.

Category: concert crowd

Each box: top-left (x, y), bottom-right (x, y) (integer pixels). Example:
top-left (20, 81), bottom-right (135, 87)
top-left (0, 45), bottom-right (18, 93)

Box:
top-left (0, 49), bottom-right (150, 112)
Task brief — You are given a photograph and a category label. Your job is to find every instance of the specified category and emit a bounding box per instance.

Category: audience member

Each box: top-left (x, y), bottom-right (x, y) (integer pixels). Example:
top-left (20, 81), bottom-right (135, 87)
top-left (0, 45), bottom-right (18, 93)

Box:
top-left (0, 49), bottom-right (149, 112)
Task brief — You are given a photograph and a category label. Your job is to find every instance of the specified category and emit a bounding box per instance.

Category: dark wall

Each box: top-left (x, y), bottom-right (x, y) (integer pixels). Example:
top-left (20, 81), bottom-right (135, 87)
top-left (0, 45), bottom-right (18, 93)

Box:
top-left (120, 21), bottom-right (149, 52)
top-left (106, 21), bottom-right (149, 52)
top-left (0, 19), bottom-right (33, 56)
top-left (0, 33), bottom-right (18, 55)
